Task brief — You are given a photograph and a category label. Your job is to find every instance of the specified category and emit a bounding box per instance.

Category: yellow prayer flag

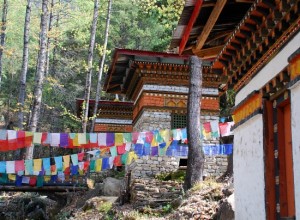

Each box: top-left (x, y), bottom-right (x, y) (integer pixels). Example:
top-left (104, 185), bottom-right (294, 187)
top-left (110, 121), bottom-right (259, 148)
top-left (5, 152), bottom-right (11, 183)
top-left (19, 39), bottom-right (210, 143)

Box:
top-left (95, 159), bottom-right (102, 172)
top-left (33, 159), bottom-right (42, 172)
top-left (151, 137), bottom-right (158, 147)
top-left (160, 129), bottom-right (170, 142)
top-left (63, 155), bottom-right (70, 170)
top-left (25, 131), bottom-right (33, 137)
top-left (166, 140), bottom-right (172, 148)
top-left (115, 133), bottom-right (124, 145)
top-left (127, 152), bottom-right (138, 165)
top-left (73, 133), bottom-right (79, 146)
top-left (8, 174), bottom-right (16, 181)
top-left (44, 176), bottom-right (51, 182)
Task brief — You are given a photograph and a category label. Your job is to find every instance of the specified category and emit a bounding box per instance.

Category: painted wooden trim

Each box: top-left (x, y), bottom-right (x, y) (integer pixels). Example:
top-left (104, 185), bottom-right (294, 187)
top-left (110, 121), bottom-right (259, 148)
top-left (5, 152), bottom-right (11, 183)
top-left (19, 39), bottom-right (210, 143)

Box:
top-left (179, 0), bottom-right (204, 55)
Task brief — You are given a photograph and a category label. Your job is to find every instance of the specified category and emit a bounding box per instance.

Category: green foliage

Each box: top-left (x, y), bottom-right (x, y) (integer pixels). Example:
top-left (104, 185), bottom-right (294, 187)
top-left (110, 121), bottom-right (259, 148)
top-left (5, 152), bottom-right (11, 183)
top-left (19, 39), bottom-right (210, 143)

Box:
top-left (155, 170), bottom-right (186, 182)
top-left (162, 203), bottom-right (173, 214)
top-left (0, 0), bottom-right (183, 132)
top-left (220, 89), bottom-right (235, 117)
top-left (190, 178), bottom-right (220, 193)
top-left (97, 201), bottom-right (113, 213)
top-left (111, 169), bottom-right (126, 179)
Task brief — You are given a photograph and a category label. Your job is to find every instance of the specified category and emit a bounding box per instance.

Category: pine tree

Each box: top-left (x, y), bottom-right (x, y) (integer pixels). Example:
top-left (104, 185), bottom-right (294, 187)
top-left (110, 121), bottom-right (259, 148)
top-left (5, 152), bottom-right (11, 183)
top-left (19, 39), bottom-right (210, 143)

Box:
top-left (184, 56), bottom-right (205, 190)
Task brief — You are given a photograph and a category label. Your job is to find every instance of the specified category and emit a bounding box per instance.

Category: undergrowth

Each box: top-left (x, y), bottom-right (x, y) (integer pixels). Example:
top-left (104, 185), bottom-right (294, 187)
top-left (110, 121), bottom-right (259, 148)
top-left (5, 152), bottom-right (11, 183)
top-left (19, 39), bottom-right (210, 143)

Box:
top-left (155, 170), bottom-right (186, 182)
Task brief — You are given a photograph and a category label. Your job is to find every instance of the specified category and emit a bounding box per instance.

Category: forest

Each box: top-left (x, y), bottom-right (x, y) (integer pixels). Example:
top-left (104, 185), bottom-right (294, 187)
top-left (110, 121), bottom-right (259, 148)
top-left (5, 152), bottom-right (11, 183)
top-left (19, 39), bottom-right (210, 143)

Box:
top-left (0, 0), bottom-right (184, 135)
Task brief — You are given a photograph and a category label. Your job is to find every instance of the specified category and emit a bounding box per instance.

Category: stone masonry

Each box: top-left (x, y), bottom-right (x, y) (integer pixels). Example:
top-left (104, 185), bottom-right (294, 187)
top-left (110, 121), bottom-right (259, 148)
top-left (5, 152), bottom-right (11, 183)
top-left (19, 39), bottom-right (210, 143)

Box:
top-left (127, 155), bottom-right (228, 180)
top-left (133, 111), bottom-right (171, 131)
top-left (130, 178), bottom-right (183, 209)
top-left (128, 156), bottom-right (179, 180)
top-left (132, 112), bottom-right (228, 178)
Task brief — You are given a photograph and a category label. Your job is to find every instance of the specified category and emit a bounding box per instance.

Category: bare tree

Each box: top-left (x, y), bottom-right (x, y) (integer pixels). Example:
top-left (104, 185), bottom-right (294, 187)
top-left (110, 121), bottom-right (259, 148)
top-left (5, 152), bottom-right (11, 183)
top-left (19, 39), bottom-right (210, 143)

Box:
top-left (26, 0), bottom-right (49, 159)
top-left (17, 0), bottom-right (32, 130)
top-left (82, 0), bottom-right (99, 133)
top-left (184, 56), bottom-right (204, 191)
top-left (0, 0), bottom-right (8, 88)
top-left (90, 0), bottom-right (112, 132)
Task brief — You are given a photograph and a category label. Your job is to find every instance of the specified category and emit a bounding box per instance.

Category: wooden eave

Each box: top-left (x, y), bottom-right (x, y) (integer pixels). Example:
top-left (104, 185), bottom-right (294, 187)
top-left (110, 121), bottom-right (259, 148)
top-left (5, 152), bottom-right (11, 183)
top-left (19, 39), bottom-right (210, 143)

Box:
top-left (104, 49), bottom-right (190, 95)
top-left (213, 0), bottom-right (300, 92)
top-left (170, 0), bottom-right (254, 58)
top-left (127, 64), bottom-right (227, 101)
top-left (76, 99), bottom-right (133, 118)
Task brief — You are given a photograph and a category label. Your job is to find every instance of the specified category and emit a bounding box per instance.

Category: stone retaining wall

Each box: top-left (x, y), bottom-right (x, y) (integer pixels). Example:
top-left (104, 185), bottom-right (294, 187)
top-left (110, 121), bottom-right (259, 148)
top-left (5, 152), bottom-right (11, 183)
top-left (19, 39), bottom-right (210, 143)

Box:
top-left (204, 155), bottom-right (228, 177)
top-left (127, 155), bottom-right (228, 180)
top-left (130, 178), bottom-right (183, 209)
top-left (128, 156), bottom-right (179, 179)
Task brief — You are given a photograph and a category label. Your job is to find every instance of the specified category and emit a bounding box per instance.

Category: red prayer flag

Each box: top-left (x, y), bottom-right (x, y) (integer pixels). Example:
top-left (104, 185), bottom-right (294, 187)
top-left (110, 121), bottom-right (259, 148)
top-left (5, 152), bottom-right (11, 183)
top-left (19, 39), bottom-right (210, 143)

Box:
top-left (219, 123), bottom-right (228, 136)
top-left (29, 177), bottom-right (37, 187)
top-left (78, 153), bottom-right (84, 161)
top-left (203, 122), bottom-right (212, 133)
top-left (0, 139), bottom-right (8, 152)
top-left (117, 144), bottom-right (126, 155)
top-left (84, 161), bottom-right (90, 171)
top-left (17, 131), bottom-right (26, 149)
top-left (41, 133), bottom-right (48, 145)
top-left (15, 160), bottom-right (25, 172)
top-left (113, 155), bottom-right (122, 166)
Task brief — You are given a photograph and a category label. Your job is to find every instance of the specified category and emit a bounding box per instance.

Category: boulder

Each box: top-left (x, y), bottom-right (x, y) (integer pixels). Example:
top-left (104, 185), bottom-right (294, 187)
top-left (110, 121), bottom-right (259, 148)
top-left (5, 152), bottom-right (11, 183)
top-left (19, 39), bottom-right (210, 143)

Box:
top-left (216, 193), bottom-right (235, 220)
top-left (103, 177), bottom-right (122, 196)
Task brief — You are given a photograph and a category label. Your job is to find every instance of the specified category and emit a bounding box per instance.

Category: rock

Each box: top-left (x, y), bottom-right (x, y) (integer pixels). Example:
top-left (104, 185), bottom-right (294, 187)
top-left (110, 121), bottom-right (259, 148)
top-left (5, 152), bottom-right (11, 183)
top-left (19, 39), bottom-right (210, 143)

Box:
top-left (171, 197), bottom-right (183, 209)
top-left (103, 177), bottom-right (122, 196)
top-left (76, 183), bottom-right (103, 208)
top-left (215, 194), bottom-right (235, 220)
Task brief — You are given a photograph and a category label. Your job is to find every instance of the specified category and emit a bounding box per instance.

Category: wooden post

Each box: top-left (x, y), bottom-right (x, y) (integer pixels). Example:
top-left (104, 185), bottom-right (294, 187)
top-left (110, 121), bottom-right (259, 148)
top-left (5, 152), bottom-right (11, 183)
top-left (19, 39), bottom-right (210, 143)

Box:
top-left (184, 56), bottom-right (205, 191)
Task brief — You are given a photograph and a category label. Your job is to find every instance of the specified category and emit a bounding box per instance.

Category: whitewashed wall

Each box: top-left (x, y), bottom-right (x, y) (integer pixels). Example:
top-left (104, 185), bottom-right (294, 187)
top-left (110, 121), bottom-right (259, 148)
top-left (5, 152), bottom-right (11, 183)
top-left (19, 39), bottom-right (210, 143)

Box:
top-left (236, 31), bottom-right (300, 104)
top-left (290, 81), bottom-right (300, 219)
top-left (234, 114), bottom-right (266, 220)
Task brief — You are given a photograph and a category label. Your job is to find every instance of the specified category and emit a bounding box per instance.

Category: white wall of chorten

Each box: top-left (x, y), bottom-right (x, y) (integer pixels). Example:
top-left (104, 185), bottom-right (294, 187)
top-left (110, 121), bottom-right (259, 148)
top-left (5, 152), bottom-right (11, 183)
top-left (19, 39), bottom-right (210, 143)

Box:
top-left (233, 115), bottom-right (266, 220)
top-left (290, 81), bottom-right (300, 219)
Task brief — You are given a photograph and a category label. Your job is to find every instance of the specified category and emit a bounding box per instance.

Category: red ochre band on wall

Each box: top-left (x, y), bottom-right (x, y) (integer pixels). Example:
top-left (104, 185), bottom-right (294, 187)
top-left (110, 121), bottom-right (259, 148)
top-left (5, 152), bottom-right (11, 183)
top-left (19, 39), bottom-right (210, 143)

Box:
top-left (232, 91), bottom-right (262, 125)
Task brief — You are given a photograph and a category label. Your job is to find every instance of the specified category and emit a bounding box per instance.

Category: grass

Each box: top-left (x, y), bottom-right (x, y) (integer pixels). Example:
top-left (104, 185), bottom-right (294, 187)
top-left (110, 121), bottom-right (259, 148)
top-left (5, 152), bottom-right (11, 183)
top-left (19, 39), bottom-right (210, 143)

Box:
top-left (190, 177), bottom-right (220, 192)
top-left (97, 201), bottom-right (113, 213)
top-left (155, 170), bottom-right (186, 182)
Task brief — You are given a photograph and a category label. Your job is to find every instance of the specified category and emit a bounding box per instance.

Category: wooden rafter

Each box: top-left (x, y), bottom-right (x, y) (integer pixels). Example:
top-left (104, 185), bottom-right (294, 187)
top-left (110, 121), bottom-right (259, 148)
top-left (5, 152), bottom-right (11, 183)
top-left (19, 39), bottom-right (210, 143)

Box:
top-left (192, 0), bottom-right (227, 54)
top-left (192, 45), bottom-right (224, 58)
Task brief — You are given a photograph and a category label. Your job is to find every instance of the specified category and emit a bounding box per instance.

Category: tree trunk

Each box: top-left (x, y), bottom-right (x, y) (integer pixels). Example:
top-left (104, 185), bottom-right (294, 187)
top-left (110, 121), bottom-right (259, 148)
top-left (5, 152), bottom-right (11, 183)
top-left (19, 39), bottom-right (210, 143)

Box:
top-left (82, 0), bottom-right (99, 133)
top-left (0, 0), bottom-right (8, 88)
top-left (184, 56), bottom-right (204, 191)
top-left (50, 0), bottom-right (60, 76)
top-left (45, 0), bottom-right (55, 77)
top-left (90, 0), bottom-right (112, 132)
top-left (17, 0), bottom-right (32, 130)
top-left (26, 0), bottom-right (49, 160)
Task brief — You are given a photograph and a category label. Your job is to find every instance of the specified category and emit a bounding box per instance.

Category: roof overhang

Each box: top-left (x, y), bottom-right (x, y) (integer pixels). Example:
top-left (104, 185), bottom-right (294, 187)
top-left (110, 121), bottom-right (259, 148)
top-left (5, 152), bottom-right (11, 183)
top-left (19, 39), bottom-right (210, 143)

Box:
top-left (170, 0), bottom-right (254, 58)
